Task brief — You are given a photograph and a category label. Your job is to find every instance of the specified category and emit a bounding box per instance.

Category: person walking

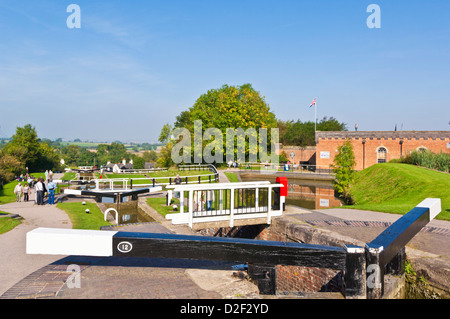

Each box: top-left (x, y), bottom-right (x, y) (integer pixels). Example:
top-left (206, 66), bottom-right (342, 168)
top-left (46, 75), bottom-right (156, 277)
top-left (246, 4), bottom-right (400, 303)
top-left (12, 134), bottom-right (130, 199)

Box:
top-left (23, 183), bottom-right (30, 202)
top-left (206, 189), bottom-right (215, 211)
top-left (174, 174), bottom-right (182, 198)
top-left (47, 179), bottom-right (56, 205)
top-left (14, 183), bottom-right (23, 202)
top-left (35, 179), bottom-right (44, 205)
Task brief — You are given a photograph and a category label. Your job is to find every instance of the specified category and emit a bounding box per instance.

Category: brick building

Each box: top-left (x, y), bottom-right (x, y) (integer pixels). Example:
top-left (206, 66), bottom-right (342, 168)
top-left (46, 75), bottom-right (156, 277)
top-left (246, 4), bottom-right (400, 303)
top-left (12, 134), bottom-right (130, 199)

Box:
top-left (315, 131), bottom-right (450, 171)
top-left (278, 146), bottom-right (316, 165)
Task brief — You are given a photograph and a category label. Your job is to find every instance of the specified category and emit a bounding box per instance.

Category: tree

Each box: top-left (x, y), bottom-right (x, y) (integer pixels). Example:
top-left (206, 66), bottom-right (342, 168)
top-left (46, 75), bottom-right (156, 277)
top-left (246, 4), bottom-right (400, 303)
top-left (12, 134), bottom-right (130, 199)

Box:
top-left (0, 149), bottom-right (22, 187)
top-left (4, 124), bottom-right (60, 172)
top-left (158, 124), bottom-right (173, 145)
top-left (131, 155), bottom-right (145, 169)
top-left (167, 83), bottom-right (277, 164)
top-left (61, 145), bottom-right (83, 166)
top-left (331, 139), bottom-right (356, 203)
top-left (278, 117), bottom-right (347, 146)
top-left (142, 150), bottom-right (158, 163)
top-left (157, 142), bottom-right (175, 168)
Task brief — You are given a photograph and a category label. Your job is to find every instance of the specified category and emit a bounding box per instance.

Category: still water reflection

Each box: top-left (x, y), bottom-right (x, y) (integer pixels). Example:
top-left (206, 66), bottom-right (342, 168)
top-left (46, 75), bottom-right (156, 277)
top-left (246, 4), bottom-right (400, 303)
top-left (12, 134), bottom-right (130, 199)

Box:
top-left (238, 173), bottom-right (342, 210)
top-left (103, 200), bottom-right (155, 225)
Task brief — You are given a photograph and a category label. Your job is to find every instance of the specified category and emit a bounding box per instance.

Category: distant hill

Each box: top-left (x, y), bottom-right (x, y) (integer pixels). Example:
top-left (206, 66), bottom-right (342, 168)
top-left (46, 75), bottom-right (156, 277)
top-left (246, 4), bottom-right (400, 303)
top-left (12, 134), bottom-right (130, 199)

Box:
top-left (347, 163), bottom-right (450, 221)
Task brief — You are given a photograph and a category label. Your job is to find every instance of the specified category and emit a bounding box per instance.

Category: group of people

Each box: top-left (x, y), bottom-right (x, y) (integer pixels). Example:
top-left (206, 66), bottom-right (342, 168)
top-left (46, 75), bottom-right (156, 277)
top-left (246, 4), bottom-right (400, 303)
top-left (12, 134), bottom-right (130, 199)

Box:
top-left (193, 190), bottom-right (215, 211)
top-left (173, 174), bottom-right (215, 211)
top-left (13, 174), bottom-right (57, 205)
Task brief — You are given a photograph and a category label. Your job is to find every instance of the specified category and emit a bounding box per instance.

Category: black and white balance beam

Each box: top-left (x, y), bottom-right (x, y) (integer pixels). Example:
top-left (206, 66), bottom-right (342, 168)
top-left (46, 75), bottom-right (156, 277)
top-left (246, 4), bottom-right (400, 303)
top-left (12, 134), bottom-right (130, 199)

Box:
top-left (26, 228), bottom-right (346, 268)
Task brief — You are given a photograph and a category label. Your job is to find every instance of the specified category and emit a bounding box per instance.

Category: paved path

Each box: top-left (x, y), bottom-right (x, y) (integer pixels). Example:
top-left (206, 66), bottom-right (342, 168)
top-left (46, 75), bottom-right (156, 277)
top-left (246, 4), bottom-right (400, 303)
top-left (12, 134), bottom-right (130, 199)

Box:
top-left (0, 191), bottom-right (72, 296)
top-left (292, 207), bottom-right (450, 257)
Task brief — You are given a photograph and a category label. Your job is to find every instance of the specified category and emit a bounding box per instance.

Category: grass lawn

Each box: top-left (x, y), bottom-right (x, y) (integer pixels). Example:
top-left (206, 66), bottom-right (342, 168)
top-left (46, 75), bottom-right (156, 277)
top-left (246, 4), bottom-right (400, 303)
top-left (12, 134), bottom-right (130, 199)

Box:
top-left (61, 172), bottom-right (77, 180)
top-left (224, 172), bottom-right (239, 183)
top-left (146, 197), bottom-right (180, 217)
top-left (0, 180), bottom-right (20, 205)
top-left (0, 172), bottom-right (46, 205)
top-left (104, 174), bottom-right (148, 179)
top-left (0, 211), bottom-right (21, 235)
top-left (104, 170), bottom-right (215, 185)
top-left (56, 202), bottom-right (112, 230)
top-left (346, 163), bottom-right (450, 221)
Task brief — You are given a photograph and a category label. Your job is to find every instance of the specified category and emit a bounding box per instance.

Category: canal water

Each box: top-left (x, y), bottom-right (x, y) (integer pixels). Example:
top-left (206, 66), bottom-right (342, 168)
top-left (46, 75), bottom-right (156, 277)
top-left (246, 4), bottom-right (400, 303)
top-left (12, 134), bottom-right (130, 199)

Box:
top-left (102, 201), bottom-right (155, 225)
top-left (238, 172), bottom-right (342, 210)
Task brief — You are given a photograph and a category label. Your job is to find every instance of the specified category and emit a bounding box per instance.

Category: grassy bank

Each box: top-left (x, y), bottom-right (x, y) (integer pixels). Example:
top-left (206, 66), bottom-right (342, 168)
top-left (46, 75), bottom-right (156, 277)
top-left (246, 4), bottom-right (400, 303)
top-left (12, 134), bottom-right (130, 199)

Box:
top-left (0, 172), bottom-right (46, 205)
top-left (0, 180), bottom-right (20, 205)
top-left (0, 212), bottom-right (21, 235)
top-left (146, 197), bottom-right (180, 217)
top-left (102, 169), bottom-right (215, 186)
top-left (56, 202), bottom-right (111, 229)
top-left (346, 163), bottom-right (450, 221)
top-left (224, 172), bottom-right (239, 183)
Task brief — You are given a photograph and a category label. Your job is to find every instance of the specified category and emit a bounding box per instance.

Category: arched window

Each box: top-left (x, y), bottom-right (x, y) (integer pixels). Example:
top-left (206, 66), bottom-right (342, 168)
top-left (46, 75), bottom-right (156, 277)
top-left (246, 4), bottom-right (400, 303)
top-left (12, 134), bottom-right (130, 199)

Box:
top-left (417, 146), bottom-right (428, 152)
top-left (377, 147), bottom-right (387, 163)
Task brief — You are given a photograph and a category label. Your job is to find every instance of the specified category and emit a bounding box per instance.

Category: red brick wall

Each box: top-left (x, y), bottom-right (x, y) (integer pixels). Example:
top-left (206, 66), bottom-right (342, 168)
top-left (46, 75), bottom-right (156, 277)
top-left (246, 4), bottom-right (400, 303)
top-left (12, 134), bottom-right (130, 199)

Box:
top-left (278, 146), bottom-right (316, 164)
top-left (276, 266), bottom-right (341, 293)
top-left (255, 226), bottom-right (342, 293)
top-left (316, 131), bottom-right (450, 171)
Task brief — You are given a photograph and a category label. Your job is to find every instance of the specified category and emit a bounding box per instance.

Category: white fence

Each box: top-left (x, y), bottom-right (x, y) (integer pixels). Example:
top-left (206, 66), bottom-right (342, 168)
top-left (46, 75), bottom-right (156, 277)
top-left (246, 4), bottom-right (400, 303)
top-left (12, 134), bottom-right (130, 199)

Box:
top-left (165, 181), bottom-right (285, 228)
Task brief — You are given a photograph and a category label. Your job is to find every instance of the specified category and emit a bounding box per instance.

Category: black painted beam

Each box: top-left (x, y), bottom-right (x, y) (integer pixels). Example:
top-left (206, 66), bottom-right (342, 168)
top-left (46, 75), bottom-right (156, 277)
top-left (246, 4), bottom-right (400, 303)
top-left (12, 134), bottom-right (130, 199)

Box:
top-left (368, 207), bottom-right (430, 268)
top-left (112, 232), bottom-right (347, 269)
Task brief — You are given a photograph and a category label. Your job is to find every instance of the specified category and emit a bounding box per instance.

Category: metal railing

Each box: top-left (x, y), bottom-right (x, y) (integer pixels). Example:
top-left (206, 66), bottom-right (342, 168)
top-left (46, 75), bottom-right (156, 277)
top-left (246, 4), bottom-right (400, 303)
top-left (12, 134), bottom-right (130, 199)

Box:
top-left (240, 163), bottom-right (335, 175)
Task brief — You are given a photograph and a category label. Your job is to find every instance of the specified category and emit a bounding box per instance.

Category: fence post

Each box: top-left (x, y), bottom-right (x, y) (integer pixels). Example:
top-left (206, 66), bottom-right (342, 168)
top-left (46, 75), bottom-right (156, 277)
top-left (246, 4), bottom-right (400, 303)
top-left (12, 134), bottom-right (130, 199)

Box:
top-left (230, 189), bottom-right (235, 227)
top-left (344, 245), bottom-right (366, 299)
top-left (188, 190), bottom-right (194, 228)
top-left (365, 243), bottom-right (384, 299)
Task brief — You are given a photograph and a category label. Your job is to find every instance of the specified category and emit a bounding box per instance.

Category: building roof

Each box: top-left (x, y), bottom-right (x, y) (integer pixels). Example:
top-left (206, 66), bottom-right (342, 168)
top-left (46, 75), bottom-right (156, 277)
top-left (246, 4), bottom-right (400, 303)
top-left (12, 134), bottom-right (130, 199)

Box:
top-left (316, 131), bottom-right (450, 141)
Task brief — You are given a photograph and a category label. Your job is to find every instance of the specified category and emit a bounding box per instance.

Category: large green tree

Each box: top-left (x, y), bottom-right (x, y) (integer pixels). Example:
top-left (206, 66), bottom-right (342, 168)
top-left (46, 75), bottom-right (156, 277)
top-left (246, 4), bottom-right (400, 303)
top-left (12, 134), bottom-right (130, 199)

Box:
top-left (165, 83), bottom-right (278, 165)
top-left (4, 124), bottom-right (59, 172)
top-left (94, 142), bottom-right (133, 166)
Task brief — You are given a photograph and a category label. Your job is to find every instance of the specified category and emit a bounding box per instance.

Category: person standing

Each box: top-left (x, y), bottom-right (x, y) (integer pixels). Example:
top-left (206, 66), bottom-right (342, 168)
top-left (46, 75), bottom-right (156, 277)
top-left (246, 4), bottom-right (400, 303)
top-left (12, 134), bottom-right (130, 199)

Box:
top-left (14, 183), bottom-right (23, 202)
top-left (23, 183), bottom-right (30, 202)
top-left (206, 189), bottom-right (215, 211)
top-left (47, 179), bottom-right (56, 205)
top-left (174, 174), bottom-right (182, 198)
top-left (35, 179), bottom-right (44, 205)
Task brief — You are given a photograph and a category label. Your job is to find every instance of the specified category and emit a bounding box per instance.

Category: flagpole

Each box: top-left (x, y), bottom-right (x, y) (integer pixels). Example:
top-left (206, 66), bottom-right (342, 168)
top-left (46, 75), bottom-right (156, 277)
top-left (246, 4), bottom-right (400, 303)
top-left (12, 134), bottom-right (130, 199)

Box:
top-left (314, 98), bottom-right (317, 133)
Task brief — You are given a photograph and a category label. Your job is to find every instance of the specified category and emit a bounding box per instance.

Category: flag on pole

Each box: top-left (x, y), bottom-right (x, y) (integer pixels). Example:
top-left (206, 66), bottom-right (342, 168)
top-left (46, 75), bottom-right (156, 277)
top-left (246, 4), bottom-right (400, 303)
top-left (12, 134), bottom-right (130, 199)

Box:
top-left (309, 98), bottom-right (317, 108)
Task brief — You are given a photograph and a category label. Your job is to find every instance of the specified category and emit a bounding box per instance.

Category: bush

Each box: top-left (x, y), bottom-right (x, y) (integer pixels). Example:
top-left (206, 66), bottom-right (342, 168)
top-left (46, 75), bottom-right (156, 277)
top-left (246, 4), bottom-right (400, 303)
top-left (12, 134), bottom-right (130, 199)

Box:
top-left (331, 140), bottom-right (356, 204)
top-left (403, 150), bottom-right (450, 173)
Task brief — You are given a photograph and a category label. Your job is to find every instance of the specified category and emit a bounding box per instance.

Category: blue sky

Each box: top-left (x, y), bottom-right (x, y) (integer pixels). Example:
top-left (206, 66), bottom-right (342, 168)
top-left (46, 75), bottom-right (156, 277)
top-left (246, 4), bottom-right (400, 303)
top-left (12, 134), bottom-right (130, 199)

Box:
top-left (0, 0), bottom-right (449, 142)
